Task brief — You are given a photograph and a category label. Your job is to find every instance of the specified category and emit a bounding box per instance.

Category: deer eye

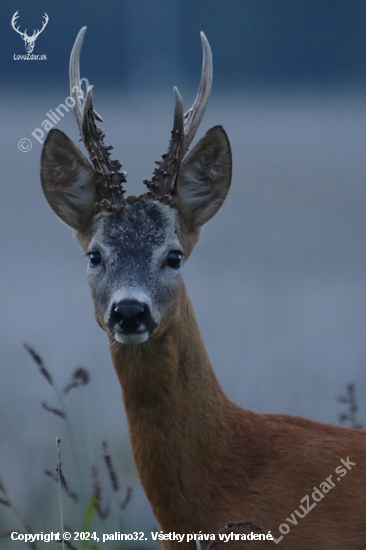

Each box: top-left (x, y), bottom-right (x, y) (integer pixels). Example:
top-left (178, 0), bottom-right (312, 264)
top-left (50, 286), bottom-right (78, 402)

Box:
top-left (88, 250), bottom-right (102, 267)
top-left (166, 250), bottom-right (182, 269)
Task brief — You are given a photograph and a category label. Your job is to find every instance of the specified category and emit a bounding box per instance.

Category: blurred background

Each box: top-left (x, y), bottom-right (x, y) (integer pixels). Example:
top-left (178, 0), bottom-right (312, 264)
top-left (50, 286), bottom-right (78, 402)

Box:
top-left (2, 0), bottom-right (366, 545)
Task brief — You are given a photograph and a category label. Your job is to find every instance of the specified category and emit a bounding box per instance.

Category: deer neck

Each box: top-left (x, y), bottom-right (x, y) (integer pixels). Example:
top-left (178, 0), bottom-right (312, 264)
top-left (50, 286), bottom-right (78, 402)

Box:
top-left (109, 284), bottom-right (233, 529)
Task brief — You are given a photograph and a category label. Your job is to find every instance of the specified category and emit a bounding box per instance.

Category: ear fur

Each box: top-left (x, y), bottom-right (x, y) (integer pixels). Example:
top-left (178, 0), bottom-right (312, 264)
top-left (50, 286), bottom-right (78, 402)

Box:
top-left (41, 129), bottom-right (96, 231)
top-left (176, 125), bottom-right (232, 232)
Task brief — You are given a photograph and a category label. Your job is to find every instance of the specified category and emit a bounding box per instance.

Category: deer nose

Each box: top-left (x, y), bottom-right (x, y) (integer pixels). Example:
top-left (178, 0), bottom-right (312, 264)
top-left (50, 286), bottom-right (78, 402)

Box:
top-left (109, 300), bottom-right (153, 334)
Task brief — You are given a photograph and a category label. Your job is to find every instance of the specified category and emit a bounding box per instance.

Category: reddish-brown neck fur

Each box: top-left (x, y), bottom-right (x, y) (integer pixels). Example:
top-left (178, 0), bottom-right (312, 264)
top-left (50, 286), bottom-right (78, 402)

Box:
top-left (111, 285), bottom-right (235, 531)
top-left (110, 285), bottom-right (366, 549)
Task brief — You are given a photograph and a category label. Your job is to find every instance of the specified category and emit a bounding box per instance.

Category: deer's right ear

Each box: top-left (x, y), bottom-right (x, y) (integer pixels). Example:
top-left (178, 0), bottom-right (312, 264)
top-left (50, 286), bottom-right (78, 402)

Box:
top-left (41, 129), bottom-right (96, 231)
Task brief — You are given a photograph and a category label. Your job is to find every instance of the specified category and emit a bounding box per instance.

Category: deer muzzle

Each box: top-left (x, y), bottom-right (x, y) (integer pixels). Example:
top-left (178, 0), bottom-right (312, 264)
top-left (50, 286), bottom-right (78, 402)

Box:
top-left (108, 299), bottom-right (157, 344)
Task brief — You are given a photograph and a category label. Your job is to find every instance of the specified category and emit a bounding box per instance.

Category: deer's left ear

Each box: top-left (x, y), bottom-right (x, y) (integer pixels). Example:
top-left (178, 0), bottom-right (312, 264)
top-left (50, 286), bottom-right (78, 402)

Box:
top-left (176, 125), bottom-right (232, 231)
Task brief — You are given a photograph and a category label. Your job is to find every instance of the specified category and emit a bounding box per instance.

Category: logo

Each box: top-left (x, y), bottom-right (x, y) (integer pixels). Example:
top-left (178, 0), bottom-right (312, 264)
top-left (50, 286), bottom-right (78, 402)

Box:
top-left (11, 10), bottom-right (48, 55)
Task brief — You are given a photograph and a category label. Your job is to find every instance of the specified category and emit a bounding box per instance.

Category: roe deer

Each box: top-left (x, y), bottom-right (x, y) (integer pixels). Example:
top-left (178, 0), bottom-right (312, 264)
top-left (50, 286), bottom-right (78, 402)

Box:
top-left (40, 27), bottom-right (366, 549)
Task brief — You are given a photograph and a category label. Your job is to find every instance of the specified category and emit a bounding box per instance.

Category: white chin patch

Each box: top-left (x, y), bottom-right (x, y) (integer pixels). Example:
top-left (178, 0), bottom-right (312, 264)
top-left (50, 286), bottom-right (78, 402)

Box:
top-left (114, 331), bottom-right (150, 344)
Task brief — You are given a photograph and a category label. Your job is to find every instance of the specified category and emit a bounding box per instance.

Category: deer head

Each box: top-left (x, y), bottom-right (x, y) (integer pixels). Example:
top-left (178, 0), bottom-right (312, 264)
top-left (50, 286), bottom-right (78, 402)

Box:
top-left (40, 28), bottom-right (231, 345)
top-left (11, 11), bottom-right (49, 54)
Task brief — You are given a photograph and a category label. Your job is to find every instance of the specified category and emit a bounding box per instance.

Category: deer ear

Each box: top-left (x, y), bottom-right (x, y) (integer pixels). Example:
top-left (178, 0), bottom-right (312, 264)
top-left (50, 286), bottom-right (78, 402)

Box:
top-left (41, 129), bottom-right (96, 232)
top-left (176, 125), bottom-right (232, 231)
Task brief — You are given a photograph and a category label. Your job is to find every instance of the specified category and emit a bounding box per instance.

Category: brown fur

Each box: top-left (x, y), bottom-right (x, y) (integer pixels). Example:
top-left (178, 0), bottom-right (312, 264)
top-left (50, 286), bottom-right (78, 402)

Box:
top-left (110, 284), bottom-right (366, 549)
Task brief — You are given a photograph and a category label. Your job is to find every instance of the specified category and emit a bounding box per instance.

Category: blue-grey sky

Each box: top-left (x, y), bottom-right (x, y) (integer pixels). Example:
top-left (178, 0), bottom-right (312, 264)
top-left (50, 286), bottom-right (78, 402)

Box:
top-left (4, 0), bottom-right (366, 90)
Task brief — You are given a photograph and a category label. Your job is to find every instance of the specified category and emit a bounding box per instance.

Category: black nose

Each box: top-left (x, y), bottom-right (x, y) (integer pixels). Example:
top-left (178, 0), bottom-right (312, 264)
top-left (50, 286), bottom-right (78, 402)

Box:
top-left (109, 300), bottom-right (155, 334)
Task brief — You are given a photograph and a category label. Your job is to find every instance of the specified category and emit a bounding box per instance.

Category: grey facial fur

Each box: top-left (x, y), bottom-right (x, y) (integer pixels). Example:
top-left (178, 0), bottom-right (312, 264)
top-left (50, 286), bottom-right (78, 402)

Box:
top-left (86, 196), bottom-right (183, 342)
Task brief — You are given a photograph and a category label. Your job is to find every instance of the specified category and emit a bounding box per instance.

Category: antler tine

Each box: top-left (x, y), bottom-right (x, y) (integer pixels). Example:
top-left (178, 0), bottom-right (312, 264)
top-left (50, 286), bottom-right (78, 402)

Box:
top-left (69, 27), bottom-right (86, 131)
top-left (11, 11), bottom-right (26, 38)
top-left (183, 31), bottom-right (213, 151)
top-left (69, 28), bottom-right (127, 211)
top-left (11, 11), bottom-right (19, 28)
top-left (144, 32), bottom-right (213, 202)
top-left (33, 13), bottom-right (49, 40)
top-left (173, 86), bottom-right (184, 139)
top-left (143, 87), bottom-right (185, 198)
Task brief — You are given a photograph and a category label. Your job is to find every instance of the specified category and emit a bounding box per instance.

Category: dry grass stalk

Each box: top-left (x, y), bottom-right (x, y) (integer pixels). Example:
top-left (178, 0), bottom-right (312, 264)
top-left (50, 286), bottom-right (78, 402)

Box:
top-left (91, 466), bottom-right (110, 520)
top-left (23, 343), bottom-right (54, 386)
top-left (63, 367), bottom-right (90, 394)
top-left (41, 402), bottom-right (65, 419)
top-left (338, 382), bottom-right (364, 429)
top-left (120, 487), bottom-right (133, 510)
top-left (102, 441), bottom-right (119, 492)
top-left (44, 469), bottom-right (78, 503)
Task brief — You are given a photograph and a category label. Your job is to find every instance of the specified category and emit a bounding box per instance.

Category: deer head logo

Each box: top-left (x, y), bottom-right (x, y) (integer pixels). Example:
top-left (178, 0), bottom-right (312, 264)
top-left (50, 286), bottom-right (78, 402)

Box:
top-left (11, 11), bottom-right (49, 54)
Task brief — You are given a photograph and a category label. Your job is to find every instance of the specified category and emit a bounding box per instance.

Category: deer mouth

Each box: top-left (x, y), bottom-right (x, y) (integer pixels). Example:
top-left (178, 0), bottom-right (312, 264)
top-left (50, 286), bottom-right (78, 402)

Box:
top-left (113, 328), bottom-right (150, 344)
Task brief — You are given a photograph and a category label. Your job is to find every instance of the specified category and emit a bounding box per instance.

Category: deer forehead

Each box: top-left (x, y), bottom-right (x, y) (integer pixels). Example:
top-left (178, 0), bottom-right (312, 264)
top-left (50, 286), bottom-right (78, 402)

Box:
top-left (90, 198), bottom-right (180, 263)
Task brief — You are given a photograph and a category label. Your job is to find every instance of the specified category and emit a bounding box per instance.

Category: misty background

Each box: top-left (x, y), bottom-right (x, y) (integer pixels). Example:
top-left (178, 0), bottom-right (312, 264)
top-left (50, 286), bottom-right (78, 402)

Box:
top-left (2, 0), bottom-right (366, 544)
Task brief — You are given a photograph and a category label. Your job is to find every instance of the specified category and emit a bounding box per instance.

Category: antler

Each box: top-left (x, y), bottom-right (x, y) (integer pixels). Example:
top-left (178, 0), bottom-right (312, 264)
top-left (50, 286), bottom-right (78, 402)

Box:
top-left (11, 11), bottom-right (26, 40)
top-left (143, 32), bottom-right (213, 200)
top-left (69, 27), bottom-right (127, 211)
top-left (32, 13), bottom-right (49, 40)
